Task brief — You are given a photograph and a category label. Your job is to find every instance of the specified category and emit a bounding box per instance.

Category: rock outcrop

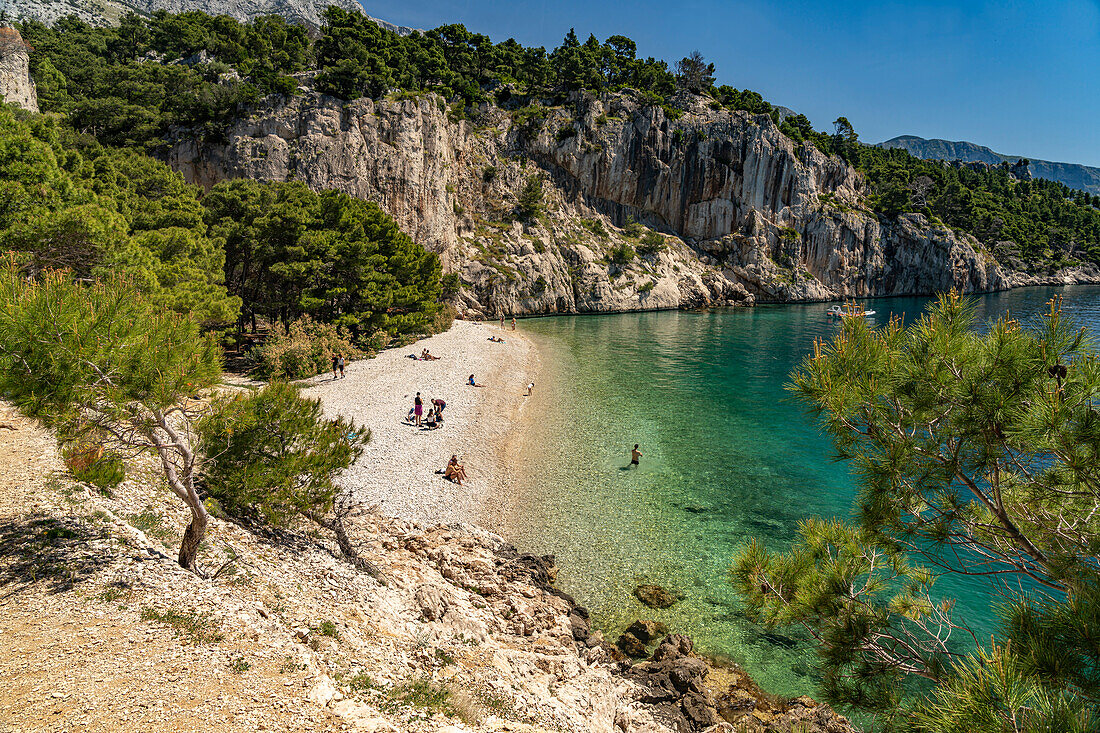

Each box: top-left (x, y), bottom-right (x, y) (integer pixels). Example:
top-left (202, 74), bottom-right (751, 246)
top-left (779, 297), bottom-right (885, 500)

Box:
top-left (0, 26), bottom-right (37, 113)
top-left (5, 0), bottom-right (366, 30)
top-left (167, 87), bottom-right (1099, 316)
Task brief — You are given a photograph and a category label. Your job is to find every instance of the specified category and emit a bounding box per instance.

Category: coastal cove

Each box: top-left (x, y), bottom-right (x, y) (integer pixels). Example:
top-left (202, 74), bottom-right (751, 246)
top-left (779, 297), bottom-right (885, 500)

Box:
top-left (504, 284), bottom-right (1100, 698)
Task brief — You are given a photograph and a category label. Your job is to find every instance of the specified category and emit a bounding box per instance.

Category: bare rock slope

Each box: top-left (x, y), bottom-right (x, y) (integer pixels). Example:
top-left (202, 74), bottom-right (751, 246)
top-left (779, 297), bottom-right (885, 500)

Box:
top-left (168, 88), bottom-right (1098, 316)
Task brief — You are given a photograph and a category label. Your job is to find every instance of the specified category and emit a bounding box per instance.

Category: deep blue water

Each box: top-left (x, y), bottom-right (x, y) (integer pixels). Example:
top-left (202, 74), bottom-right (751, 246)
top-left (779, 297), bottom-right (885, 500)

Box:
top-left (509, 285), bottom-right (1100, 697)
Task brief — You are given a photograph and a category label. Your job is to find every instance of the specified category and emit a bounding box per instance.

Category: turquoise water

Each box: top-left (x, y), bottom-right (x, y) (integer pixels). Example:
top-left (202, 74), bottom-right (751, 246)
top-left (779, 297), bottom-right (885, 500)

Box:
top-left (508, 285), bottom-right (1100, 698)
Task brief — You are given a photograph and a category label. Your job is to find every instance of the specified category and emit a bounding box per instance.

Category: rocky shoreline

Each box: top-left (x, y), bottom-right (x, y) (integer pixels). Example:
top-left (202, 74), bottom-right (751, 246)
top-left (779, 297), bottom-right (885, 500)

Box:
top-left (0, 381), bottom-right (855, 733)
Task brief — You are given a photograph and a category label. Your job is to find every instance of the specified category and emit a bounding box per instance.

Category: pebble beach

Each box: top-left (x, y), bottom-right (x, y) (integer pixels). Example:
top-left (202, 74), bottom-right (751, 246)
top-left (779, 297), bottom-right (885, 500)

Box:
top-left (302, 319), bottom-right (541, 528)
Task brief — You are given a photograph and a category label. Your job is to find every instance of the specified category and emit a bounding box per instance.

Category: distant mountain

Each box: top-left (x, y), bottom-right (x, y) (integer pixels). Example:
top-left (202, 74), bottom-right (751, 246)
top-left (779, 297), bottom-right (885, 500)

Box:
top-left (877, 135), bottom-right (1100, 196)
top-left (1, 0), bottom-right (418, 33)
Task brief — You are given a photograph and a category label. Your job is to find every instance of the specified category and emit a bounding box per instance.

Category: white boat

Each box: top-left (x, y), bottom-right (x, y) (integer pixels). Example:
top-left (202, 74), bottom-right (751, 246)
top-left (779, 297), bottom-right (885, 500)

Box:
top-left (826, 304), bottom-right (876, 318)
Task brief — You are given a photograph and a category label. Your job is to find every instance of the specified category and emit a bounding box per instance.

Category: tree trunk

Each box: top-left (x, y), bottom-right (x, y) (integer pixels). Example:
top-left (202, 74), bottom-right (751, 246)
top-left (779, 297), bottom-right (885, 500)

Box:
top-left (178, 505), bottom-right (208, 571)
top-left (305, 509), bottom-right (387, 585)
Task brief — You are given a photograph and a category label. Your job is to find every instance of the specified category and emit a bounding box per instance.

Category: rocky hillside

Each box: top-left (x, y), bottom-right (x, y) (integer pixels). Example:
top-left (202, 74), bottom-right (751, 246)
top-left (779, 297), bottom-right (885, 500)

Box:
top-left (878, 135), bottom-right (1100, 196)
top-left (168, 85), bottom-right (1093, 316)
top-left (0, 398), bottom-right (855, 732)
top-left (3, 0), bottom-right (368, 30)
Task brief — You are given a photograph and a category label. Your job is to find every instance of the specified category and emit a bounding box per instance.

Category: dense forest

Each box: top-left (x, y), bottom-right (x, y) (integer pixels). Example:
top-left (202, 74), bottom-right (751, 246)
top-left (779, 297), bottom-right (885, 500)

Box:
top-left (15, 7), bottom-right (1100, 271)
top-left (0, 108), bottom-right (445, 357)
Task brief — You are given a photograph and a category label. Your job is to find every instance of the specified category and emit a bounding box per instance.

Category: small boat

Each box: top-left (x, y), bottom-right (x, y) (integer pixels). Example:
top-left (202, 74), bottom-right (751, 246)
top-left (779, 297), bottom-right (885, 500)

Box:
top-left (826, 304), bottom-right (876, 318)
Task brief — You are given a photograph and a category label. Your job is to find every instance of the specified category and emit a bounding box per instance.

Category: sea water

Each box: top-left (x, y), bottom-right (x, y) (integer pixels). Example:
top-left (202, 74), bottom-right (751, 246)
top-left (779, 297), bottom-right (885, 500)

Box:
top-left (508, 285), bottom-right (1100, 698)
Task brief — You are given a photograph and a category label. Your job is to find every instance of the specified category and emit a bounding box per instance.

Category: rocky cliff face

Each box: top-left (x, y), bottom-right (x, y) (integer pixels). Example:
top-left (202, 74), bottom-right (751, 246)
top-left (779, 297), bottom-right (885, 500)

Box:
top-left (4, 0), bottom-right (365, 29)
top-left (0, 27), bottom-right (38, 113)
top-left (168, 88), bottom-right (1088, 316)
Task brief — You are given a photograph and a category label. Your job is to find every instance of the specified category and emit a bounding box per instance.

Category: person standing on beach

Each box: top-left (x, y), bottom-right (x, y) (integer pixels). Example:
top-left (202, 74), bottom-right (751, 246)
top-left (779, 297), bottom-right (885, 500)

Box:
top-left (511, 317), bottom-right (516, 331)
top-left (337, 353), bottom-right (345, 378)
top-left (331, 353), bottom-right (339, 380)
top-left (631, 444), bottom-right (642, 466)
top-left (500, 315), bottom-right (505, 330)
top-left (414, 392), bottom-right (423, 426)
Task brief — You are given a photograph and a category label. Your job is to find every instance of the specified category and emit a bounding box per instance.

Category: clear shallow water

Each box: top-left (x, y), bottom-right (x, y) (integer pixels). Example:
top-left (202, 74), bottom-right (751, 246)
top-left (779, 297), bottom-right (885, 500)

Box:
top-left (508, 285), bottom-right (1100, 698)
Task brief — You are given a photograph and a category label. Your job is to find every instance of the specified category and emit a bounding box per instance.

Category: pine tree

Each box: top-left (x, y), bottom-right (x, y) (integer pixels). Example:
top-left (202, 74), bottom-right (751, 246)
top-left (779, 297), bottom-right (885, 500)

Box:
top-left (0, 264), bottom-right (222, 571)
top-left (732, 292), bottom-right (1100, 730)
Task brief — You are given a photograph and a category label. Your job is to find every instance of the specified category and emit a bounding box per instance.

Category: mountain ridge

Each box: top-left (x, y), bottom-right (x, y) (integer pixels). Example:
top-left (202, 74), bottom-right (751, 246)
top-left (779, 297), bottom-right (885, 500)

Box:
top-left (876, 134), bottom-right (1100, 195)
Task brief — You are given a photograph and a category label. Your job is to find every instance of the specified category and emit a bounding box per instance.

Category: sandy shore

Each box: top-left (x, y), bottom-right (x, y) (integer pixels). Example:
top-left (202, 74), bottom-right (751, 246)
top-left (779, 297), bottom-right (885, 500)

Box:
top-left (302, 320), bottom-right (541, 527)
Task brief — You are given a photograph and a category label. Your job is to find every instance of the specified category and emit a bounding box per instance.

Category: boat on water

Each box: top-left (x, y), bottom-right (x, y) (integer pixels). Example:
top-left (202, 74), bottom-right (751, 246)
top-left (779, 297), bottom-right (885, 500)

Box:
top-left (826, 304), bottom-right (876, 318)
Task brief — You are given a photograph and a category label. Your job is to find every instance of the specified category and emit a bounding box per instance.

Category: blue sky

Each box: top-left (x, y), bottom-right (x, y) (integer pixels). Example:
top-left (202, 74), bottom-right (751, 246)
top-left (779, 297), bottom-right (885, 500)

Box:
top-left (357, 0), bottom-right (1100, 167)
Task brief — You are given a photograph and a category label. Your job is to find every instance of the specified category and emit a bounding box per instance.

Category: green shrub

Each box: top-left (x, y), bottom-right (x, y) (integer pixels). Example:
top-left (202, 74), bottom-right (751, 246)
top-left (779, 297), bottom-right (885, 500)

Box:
top-left (384, 678), bottom-right (451, 714)
top-left (516, 175), bottom-right (544, 221)
top-left (140, 607), bottom-right (224, 644)
top-left (197, 382), bottom-right (369, 526)
top-left (441, 273), bottom-right (462, 297)
top-left (254, 316), bottom-right (358, 380)
top-left (581, 218), bottom-right (610, 239)
top-left (64, 443), bottom-right (125, 492)
top-left (622, 218), bottom-right (644, 238)
top-left (556, 124), bottom-right (578, 142)
top-left (638, 280), bottom-right (655, 293)
top-left (363, 329), bottom-right (391, 352)
top-left (638, 230), bottom-right (666, 255)
top-left (610, 243), bottom-right (636, 264)
top-left (482, 166), bottom-right (497, 183)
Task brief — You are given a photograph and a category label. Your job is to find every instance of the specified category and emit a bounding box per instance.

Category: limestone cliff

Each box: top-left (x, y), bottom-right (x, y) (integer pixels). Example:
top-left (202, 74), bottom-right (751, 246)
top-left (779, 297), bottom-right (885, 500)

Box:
top-left (0, 26), bottom-right (37, 113)
top-left (167, 88), bottom-right (1098, 316)
top-left (4, 0), bottom-right (369, 30)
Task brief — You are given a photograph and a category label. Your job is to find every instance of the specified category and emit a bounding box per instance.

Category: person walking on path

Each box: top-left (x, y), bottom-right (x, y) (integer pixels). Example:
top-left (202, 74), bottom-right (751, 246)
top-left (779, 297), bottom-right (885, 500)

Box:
top-left (331, 353), bottom-right (339, 380)
top-left (631, 444), bottom-right (642, 466)
top-left (337, 353), bottom-right (345, 378)
top-left (511, 317), bottom-right (516, 331)
top-left (414, 392), bottom-right (424, 426)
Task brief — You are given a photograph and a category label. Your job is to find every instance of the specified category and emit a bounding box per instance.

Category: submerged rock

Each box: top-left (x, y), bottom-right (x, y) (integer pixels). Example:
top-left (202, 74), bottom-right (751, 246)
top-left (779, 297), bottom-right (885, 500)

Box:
top-left (617, 631), bottom-right (648, 658)
top-left (634, 583), bottom-right (679, 609)
top-left (626, 618), bottom-right (670, 643)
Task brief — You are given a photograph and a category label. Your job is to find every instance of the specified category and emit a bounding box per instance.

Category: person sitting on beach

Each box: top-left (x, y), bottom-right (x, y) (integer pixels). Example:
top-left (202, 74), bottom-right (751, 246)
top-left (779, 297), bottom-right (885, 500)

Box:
top-left (406, 407), bottom-right (416, 423)
top-left (424, 411), bottom-right (439, 429)
top-left (487, 335), bottom-right (505, 343)
top-left (444, 455), bottom-right (467, 485)
top-left (468, 374), bottom-right (484, 387)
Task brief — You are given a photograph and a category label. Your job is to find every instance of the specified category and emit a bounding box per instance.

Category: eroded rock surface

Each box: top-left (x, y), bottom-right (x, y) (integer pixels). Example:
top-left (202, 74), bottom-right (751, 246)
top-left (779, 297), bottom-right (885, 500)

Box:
top-left (0, 26), bottom-right (37, 113)
top-left (167, 88), bottom-right (1100, 316)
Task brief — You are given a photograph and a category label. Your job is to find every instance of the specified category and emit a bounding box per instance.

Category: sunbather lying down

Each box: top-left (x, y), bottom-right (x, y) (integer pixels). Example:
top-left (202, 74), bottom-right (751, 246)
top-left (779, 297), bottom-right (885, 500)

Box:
top-left (444, 454), bottom-right (467, 485)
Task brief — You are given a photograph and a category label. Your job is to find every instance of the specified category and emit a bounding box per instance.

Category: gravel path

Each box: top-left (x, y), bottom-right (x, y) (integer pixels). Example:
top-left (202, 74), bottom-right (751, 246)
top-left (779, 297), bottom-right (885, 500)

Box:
top-left (302, 320), bottom-right (541, 527)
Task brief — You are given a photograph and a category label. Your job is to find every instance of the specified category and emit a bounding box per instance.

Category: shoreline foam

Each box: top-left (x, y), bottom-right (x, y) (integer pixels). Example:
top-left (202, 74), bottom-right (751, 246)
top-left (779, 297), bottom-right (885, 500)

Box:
top-left (302, 319), bottom-right (542, 528)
